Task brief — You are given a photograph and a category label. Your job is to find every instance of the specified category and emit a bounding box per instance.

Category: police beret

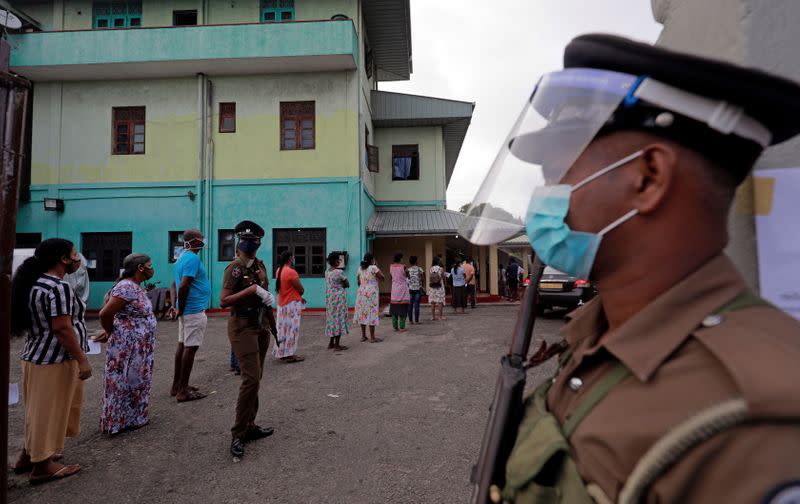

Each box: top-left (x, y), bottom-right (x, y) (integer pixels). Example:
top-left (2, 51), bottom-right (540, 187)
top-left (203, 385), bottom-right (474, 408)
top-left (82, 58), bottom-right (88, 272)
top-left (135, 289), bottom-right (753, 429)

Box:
top-left (234, 220), bottom-right (264, 239)
top-left (564, 34), bottom-right (800, 182)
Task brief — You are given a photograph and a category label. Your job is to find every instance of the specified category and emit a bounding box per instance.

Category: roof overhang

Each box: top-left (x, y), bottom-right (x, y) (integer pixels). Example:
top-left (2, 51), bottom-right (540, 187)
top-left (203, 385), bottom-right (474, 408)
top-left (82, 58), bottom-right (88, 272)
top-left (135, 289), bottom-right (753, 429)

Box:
top-left (367, 207), bottom-right (465, 237)
top-left (362, 0), bottom-right (412, 81)
top-left (371, 90), bottom-right (474, 186)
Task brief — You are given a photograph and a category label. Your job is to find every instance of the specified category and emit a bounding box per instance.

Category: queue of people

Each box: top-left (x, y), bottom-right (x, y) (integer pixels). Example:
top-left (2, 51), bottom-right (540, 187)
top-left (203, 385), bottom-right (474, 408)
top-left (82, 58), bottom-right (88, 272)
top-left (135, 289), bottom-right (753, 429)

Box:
top-left (9, 227), bottom-right (485, 477)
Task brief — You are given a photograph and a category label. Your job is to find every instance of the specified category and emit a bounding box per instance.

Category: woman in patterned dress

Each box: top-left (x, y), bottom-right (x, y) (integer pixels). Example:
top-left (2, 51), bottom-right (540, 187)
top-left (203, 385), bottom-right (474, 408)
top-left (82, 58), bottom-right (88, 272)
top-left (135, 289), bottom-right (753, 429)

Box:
top-left (273, 250), bottom-right (306, 363)
top-left (389, 252), bottom-right (411, 332)
top-left (429, 256), bottom-right (447, 321)
top-left (99, 253), bottom-right (158, 435)
top-left (325, 252), bottom-right (350, 351)
top-left (354, 253), bottom-right (384, 343)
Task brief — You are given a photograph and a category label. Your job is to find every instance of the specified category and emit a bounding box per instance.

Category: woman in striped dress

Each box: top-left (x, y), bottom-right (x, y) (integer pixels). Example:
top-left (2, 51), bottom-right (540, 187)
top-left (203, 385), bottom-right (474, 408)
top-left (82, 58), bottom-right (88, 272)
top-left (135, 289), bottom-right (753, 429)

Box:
top-left (10, 238), bottom-right (90, 484)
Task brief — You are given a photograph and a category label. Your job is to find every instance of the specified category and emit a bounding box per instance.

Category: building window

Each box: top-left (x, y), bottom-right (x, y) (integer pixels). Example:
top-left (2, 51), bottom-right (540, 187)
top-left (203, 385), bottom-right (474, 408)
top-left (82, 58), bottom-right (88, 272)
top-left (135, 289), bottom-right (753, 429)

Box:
top-left (273, 228), bottom-right (326, 277)
top-left (219, 103), bottom-right (236, 133)
top-left (169, 231), bottom-right (184, 263)
top-left (280, 101), bottom-right (315, 150)
top-left (112, 107), bottom-right (145, 155)
top-left (82, 232), bottom-right (132, 282)
top-left (218, 229), bottom-right (236, 262)
top-left (261, 0), bottom-right (294, 22)
top-left (93, 1), bottom-right (142, 29)
top-left (364, 36), bottom-right (374, 79)
top-left (367, 145), bottom-right (379, 173)
top-left (173, 10), bottom-right (197, 26)
top-left (392, 145), bottom-right (420, 180)
top-left (15, 232), bottom-right (41, 249)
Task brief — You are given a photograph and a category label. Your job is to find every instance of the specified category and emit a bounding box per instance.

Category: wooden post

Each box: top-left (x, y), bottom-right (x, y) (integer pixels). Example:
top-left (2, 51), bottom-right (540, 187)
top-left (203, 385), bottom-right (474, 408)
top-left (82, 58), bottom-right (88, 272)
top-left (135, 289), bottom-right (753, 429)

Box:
top-left (489, 245), bottom-right (499, 296)
top-left (424, 239), bottom-right (433, 289)
top-left (0, 38), bottom-right (31, 502)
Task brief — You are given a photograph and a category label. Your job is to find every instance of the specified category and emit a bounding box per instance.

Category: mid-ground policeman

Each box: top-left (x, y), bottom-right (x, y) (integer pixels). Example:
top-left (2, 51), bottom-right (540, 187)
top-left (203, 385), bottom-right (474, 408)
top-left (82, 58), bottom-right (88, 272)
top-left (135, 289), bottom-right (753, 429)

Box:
top-left (219, 220), bottom-right (278, 460)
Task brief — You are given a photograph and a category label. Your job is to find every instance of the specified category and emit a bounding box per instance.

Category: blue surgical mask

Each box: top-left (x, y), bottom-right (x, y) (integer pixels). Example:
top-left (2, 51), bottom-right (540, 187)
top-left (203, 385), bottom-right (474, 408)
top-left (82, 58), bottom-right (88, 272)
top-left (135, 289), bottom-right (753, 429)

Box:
top-left (525, 151), bottom-right (642, 279)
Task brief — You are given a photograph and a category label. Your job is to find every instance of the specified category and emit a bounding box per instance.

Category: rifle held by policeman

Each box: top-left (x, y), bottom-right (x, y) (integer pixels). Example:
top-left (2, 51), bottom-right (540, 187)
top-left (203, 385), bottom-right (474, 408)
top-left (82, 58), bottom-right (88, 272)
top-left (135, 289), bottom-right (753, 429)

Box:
top-left (470, 256), bottom-right (546, 504)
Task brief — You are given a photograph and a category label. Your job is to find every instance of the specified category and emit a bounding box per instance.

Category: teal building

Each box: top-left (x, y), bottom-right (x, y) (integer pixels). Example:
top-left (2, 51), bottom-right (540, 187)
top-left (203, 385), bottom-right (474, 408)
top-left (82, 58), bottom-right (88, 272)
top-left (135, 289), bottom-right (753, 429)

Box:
top-left (9, 0), bottom-right (474, 309)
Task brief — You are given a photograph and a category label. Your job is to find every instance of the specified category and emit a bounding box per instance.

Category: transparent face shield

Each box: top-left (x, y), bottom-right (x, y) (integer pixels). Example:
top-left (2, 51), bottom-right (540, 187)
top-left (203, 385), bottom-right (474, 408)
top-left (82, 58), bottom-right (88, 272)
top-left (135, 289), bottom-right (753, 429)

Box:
top-left (459, 68), bottom-right (639, 245)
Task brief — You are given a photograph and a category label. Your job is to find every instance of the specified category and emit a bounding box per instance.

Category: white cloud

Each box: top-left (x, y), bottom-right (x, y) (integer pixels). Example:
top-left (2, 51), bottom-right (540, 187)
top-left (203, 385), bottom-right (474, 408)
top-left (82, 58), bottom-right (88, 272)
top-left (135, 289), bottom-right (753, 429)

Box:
top-left (381, 0), bottom-right (663, 210)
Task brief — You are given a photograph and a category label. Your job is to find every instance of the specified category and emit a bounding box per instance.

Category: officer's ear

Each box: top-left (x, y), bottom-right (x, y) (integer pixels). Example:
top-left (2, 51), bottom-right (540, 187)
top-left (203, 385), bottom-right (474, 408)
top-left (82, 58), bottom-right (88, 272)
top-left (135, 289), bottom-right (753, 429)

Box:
top-left (631, 143), bottom-right (677, 215)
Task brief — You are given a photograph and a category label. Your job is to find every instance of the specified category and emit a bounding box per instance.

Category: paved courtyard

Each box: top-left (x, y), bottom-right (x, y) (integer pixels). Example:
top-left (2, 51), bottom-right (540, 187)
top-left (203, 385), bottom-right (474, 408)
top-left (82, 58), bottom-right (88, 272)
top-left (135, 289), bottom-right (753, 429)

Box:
top-left (7, 305), bottom-right (565, 504)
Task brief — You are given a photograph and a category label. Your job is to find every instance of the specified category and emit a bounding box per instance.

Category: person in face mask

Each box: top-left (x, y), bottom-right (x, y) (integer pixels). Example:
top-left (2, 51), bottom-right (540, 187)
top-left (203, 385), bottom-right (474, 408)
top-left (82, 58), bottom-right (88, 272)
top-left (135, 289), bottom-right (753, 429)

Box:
top-left (219, 220), bottom-right (277, 461)
top-left (11, 239), bottom-right (90, 484)
top-left (464, 34), bottom-right (800, 504)
top-left (168, 229), bottom-right (211, 403)
top-left (99, 254), bottom-right (158, 436)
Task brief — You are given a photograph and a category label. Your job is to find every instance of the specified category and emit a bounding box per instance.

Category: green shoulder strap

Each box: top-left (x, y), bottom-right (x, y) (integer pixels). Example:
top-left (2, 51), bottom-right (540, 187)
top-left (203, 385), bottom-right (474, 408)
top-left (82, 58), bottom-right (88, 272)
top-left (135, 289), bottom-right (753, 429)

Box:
top-left (557, 289), bottom-right (767, 441)
top-left (716, 289), bottom-right (772, 314)
top-left (562, 362), bottom-right (632, 439)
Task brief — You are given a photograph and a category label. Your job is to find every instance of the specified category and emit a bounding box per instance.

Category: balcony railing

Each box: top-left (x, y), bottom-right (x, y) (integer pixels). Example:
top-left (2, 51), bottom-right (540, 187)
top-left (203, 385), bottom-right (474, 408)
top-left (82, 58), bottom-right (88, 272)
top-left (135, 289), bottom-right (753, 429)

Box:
top-left (9, 19), bottom-right (359, 81)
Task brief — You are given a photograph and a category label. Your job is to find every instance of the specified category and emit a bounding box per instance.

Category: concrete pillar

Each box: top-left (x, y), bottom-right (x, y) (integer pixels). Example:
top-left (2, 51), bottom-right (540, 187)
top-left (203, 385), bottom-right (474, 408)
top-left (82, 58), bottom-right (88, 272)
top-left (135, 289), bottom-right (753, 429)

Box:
top-left (424, 238), bottom-right (433, 289)
top-left (522, 252), bottom-right (530, 278)
top-left (479, 246), bottom-right (488, 292)
top-left (489, 245), bottom-right (499, 296)
top-left (651, 0), bottom-right (800, 290)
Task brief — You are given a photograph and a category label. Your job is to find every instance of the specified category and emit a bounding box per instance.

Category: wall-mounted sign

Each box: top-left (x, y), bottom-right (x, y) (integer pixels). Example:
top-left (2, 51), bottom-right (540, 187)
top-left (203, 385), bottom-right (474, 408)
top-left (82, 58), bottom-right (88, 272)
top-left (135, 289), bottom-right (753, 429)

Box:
top-left (755, 168), bottom-right (800, 319)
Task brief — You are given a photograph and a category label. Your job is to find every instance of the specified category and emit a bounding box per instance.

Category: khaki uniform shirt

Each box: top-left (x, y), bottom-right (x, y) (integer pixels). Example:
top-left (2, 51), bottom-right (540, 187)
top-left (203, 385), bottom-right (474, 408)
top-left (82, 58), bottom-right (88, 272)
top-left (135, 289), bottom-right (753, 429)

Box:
top-left (547, 254), bottom-right (800, 502)
top-left (222, 257), bottom-right (269, 313)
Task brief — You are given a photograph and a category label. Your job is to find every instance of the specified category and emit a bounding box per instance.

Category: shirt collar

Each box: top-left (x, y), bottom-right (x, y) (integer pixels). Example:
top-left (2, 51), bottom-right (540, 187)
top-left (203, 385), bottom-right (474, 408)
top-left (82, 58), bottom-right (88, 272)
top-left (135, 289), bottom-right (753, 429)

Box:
top-left (560, 254), bottom-right (746, 382)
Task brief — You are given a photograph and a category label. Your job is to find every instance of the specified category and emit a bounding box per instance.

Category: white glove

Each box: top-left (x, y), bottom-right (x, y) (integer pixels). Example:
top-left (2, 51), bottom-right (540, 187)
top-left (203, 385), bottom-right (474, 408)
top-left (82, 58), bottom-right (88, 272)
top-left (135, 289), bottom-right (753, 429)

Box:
top-left (255, 285), bottom-right (275, 307)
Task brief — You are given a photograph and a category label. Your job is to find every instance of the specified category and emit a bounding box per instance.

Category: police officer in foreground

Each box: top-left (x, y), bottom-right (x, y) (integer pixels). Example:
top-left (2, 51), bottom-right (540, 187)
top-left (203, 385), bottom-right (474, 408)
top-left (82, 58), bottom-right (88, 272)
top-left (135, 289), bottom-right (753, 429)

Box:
top-left (463, 34), bottom-right (800, 503)
top-left (219, 220), bottom-right (278, 460)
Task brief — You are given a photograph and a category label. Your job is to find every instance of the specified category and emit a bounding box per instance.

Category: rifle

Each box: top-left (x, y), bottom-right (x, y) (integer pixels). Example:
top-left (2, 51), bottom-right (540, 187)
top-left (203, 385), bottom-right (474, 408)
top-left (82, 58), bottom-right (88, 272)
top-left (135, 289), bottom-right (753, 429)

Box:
top-left (470, 255), bottom-right (545, 504)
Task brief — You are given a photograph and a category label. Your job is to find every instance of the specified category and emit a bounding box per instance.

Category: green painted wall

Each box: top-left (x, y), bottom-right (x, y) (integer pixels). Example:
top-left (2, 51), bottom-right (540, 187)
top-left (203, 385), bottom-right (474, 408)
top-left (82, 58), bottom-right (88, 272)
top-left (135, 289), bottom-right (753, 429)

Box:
top-left (373, 126), bottom-right (447, 203)
top-left (16, 177), bottom-right (370, 309)
top-left (11, 19), bottom-right (358, 69)
top-left (31, 79), bottom-right (200, 185)
top-left (210, 72), bottom-right (358, 180)
top-left (30, 72), bottom-right (359, 184)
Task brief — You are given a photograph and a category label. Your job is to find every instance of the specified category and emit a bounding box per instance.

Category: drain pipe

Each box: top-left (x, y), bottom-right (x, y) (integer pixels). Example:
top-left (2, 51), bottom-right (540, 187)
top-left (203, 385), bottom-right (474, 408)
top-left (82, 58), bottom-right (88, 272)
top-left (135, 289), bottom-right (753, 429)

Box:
top-left (196, 73), bottom-right (205, 241)
top-left (204, 79), bottom-right (214, 268)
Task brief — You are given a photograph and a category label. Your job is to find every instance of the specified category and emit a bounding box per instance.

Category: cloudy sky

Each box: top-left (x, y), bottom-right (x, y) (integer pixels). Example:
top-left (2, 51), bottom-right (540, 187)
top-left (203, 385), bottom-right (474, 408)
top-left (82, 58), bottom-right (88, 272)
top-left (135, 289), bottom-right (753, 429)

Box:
top-left (381, 0), bottom-right (664, 210)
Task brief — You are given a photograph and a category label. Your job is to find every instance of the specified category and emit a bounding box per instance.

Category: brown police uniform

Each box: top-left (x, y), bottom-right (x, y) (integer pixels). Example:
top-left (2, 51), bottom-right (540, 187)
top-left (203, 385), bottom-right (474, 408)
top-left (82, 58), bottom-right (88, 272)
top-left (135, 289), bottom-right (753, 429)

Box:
top-left (504, 254), bottom-right (800, 503)
top-left (223, 256), bottom-right (271, 440)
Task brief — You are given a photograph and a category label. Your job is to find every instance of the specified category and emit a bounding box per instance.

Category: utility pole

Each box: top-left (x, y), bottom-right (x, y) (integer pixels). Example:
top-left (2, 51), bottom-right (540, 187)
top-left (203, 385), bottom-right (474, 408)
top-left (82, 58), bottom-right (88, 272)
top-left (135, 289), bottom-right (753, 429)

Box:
top-left (0, 36), bottom-right (31, 503)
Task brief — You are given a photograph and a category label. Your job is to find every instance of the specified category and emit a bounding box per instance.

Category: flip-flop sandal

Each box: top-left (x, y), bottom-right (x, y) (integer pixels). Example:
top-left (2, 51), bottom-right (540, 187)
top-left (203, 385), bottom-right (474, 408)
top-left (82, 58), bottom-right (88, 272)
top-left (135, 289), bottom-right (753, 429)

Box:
top-left (288, 355), bottom-right (306, 363)
top-left (176, 390), bottom-right (207, 403)
top-left (369, 338), bottom-right (383, 343)
top-left (29, 464), bottom-right (81, 485)
top-left (360, 337), bottom-right (368, 342)
top-left (333, 345), bottom-right (349, 351)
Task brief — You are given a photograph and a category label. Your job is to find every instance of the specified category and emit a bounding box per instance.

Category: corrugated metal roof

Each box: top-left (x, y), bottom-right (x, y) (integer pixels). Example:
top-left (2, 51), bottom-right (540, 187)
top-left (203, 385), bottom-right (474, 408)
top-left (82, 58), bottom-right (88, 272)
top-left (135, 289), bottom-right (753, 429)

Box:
top-left (371, 90), bottom-right (474, 186)
top-left (362, 0), bottom-right (412, 81)
top-left (500, 235), bottom-right (532, 246)
top-left (367, 207), bottom-right (465, 236)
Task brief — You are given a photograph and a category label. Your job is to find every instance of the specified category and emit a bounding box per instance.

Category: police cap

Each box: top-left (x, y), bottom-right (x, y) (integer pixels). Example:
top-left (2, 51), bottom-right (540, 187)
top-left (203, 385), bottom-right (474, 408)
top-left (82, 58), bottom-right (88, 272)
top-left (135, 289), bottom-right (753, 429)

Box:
top-left (564, 34), bottom-right (800, 184)
top-left (234, 220), bottom-right (264, 239)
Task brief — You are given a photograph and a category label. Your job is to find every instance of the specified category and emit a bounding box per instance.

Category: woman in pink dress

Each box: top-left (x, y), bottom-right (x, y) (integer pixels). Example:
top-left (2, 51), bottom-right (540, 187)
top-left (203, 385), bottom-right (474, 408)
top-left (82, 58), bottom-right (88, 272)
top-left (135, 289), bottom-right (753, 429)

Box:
top-left (389, 252), bottom-right (410, 332)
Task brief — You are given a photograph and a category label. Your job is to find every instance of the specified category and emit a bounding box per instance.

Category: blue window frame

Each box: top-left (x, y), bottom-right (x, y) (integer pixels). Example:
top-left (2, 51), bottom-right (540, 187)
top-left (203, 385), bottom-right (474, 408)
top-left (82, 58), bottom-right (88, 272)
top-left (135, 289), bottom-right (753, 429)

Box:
top-left (93, 2), bottom-right (142, 29)
top-left (261, 0), bottom-right (295, 23)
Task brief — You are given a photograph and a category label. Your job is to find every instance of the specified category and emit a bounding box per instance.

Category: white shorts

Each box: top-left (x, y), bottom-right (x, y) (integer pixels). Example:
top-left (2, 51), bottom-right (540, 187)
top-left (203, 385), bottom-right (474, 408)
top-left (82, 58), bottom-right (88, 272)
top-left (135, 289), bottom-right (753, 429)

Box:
top-left (178, 312), bottom-right (207, 347)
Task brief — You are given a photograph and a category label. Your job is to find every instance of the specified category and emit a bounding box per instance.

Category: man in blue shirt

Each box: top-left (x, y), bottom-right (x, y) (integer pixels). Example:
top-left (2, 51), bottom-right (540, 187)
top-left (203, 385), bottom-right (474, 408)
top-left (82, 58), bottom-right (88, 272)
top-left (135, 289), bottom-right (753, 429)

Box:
top-left (169, 229), bottom-right (211, 402)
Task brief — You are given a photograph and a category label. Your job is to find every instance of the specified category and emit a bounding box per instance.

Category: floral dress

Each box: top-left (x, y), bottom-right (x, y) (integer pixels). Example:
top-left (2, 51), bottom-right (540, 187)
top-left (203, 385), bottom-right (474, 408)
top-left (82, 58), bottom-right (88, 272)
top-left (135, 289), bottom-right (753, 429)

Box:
top-left (325, 268), bottom-right (350, 338)
top-left (428, 266), bottom-right (446, 305)
top-left (354, 265), bottom-right (380, 326)
top-left (101, 279), bottom-right (157, 435)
